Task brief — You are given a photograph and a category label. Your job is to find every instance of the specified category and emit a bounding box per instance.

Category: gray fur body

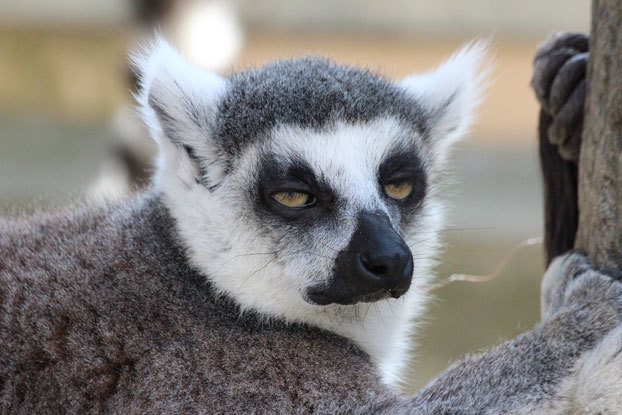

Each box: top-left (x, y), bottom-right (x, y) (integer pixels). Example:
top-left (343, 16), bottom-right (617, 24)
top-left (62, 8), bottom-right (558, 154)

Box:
top-left (3, 195), bottom-right (622, 414)
top-left (0, 195), bottom-right (393, 414)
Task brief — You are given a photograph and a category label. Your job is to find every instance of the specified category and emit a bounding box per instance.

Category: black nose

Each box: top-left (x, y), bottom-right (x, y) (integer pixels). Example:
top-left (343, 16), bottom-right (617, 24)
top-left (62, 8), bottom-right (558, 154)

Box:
top-left (358, 241), bottom-right (413, 288)
top-left (354, 214), bottom-right (413, 292)
top-left (306, 211), bottom-right (414, 305)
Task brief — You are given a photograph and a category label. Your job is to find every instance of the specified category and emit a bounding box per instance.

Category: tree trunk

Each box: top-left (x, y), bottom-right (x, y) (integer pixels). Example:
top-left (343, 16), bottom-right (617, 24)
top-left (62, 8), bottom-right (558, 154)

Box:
top-left (575, 0), bottom-right (622, 269)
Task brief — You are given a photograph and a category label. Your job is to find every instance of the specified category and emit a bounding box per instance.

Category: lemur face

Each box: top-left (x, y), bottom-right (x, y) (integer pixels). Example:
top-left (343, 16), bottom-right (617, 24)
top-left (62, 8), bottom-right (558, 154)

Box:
top-left (137, 39), bottom-right (486, 318)
top-left (250, 119), bottom-right (426, 305)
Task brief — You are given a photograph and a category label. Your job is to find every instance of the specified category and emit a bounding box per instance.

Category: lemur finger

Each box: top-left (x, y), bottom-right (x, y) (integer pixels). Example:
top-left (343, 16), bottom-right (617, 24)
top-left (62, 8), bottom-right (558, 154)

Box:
top-left (532, 32), bottom-right (588, 112)
top-left (547, 79), bottom-right (585, 155)
top-left (558, 121), bottom-right (582, 162)
top-left (541, 250), bottom-right (591, 320)
top-left (548, 52), bottom-right (588, 116)
top-left (563, 272), bottom-right (622, 324)
top-left (534, 32), bottom-right (589, 62)
top-left (551, 251), bottom-right (622, 322)
top-left (532, 48), bottom-right (577, 111)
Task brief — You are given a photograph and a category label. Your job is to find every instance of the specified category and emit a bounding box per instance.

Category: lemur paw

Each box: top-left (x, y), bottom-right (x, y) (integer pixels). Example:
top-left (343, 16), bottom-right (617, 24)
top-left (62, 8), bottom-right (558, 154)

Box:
top-left (532, 32), bottom-right (588, 162)
top-left (542, 251), bottom-right (622, 325)
top-left (541, 250), bottom-right (591, 319)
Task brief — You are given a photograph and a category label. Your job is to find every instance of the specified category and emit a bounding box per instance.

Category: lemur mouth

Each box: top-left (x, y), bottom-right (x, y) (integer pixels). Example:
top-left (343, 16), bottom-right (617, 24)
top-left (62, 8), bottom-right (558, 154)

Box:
top-left (305, 211), bottom-right (413, 306)
top-left (305, 285), bottom-right (408, 306)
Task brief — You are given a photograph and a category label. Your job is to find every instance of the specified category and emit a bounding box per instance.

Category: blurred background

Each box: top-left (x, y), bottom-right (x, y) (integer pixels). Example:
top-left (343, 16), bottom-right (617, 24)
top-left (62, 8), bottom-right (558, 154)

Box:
top-left (0, 0), bottom-right (590, 391)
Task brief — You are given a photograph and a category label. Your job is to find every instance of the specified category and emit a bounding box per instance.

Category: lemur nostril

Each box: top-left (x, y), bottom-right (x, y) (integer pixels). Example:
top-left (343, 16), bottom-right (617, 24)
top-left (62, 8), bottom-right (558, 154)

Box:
top-left (373, 265), bottom-right (388, 275)
top-left (360, 255), bottom-right (389, 276)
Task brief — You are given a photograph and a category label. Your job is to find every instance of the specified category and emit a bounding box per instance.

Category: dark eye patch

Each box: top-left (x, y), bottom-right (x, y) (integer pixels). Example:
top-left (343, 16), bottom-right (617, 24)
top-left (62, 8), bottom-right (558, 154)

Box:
top-left (377, 151), bottom-right (427, 208)
top-left (255, 154), bottom-right (336, 223)
top-left (260, 156), bottom-right (319, 194)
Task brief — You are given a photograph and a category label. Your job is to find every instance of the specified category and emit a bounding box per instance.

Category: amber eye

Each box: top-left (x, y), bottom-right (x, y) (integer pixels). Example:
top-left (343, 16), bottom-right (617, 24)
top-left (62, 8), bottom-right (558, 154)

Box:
top-left (383, 181), bottom-right (413, 200)
top-left (272, 191), bottom-right (315, 208)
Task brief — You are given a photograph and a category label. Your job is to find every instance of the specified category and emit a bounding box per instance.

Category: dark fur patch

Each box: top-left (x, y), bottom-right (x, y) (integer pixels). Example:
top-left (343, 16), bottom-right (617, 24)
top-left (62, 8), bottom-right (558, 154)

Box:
top-left (539, 110), bottom-right (578, 265)
top-left (254, 154), bottom-right (337, 228)
top-left (377, 151), bottom-right (428, 228)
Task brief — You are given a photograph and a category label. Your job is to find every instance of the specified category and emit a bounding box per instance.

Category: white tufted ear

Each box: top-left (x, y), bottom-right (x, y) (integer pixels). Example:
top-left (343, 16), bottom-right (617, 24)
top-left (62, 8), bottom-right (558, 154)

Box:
top-left (133, 37), bottom-right (228, 188)
top-left (400, 41), bottom-right (491, 160)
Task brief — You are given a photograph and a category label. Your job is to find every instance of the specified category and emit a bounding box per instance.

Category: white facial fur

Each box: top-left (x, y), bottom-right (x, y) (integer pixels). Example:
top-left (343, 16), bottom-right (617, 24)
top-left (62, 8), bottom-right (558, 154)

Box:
top-left (136, 38), bottom-right (488, 389)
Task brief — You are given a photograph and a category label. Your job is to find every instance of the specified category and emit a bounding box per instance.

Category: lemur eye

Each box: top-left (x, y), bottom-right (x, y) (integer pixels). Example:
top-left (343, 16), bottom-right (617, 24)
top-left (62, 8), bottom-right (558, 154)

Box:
top-left (272, 191), bottom-right (316, 208)
top-left (383, 181), bottom-right (413, 200)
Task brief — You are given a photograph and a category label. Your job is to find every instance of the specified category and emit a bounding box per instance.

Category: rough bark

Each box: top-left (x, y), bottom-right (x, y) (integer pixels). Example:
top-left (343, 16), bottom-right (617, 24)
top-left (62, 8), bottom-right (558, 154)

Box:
top-left (575, 0), bottom-right (622, 269)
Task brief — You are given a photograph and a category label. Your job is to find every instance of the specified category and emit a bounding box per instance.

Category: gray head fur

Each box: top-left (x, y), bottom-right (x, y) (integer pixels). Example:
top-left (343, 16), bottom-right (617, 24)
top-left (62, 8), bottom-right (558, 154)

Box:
top-left (214, 57), bottom-right (428, 155)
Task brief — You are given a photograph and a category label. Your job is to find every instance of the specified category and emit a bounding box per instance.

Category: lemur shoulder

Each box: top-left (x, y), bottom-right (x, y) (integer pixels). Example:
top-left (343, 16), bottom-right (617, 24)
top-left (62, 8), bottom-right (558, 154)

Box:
top-left (2, 34), bottom-right (622, 414)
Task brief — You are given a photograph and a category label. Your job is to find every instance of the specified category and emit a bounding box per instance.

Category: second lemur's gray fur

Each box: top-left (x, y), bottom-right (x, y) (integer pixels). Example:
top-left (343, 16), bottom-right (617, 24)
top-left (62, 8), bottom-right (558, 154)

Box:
top-left (2, 36), bottom-right (622, 414)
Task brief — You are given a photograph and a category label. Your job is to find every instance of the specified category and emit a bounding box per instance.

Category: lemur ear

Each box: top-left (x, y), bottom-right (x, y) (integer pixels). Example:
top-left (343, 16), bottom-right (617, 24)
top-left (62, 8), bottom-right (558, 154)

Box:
top-left (133, 37), bottom-right (228, 187)
top-left (400, 41), bottom-right (490, 160)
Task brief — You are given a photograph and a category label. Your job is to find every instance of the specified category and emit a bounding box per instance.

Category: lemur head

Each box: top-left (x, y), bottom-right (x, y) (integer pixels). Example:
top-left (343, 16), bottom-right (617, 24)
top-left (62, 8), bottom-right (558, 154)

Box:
top-left (136, 39), bottom-right (487, 325)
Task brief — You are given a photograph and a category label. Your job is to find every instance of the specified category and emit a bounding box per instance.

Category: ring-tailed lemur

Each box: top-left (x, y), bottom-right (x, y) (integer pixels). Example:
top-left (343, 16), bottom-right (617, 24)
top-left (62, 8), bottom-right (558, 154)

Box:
top-left (2, 35), bottom-right (622, 414)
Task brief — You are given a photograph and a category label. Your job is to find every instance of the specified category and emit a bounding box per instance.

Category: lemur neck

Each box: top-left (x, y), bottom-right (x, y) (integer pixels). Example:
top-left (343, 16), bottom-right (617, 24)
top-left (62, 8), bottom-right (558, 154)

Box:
top-left (313, 290), bottom-right (426, 389)
top-left (130, 191), bottom-right (279, 328)
top-left (153, 183), bottom-right (429, 389)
